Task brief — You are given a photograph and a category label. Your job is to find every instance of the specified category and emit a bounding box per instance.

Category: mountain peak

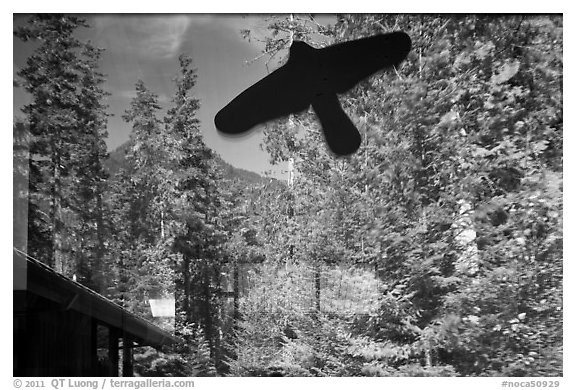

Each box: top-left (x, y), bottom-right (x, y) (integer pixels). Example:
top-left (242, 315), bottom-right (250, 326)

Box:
top-left (104, 140), bottom-right (266, 185)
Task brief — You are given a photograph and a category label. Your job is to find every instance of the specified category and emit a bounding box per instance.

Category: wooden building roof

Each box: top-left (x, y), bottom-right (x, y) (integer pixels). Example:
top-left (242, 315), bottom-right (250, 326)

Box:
top-left (13, 250), bottom-right (181, 349)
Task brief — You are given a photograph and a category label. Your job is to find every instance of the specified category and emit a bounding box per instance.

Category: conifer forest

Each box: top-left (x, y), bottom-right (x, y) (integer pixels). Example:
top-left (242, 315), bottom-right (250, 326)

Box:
top-left (13, 14), bottom-right (563, 377)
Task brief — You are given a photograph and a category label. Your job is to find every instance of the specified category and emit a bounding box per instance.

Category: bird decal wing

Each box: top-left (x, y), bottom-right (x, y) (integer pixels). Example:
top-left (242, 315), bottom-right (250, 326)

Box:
top-left (214, 42), bottom-right (316, 135)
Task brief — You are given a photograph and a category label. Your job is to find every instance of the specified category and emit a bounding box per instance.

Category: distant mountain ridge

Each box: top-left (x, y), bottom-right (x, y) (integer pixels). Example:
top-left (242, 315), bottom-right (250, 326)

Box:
top-left (104, 140), bottom-right (265, 184)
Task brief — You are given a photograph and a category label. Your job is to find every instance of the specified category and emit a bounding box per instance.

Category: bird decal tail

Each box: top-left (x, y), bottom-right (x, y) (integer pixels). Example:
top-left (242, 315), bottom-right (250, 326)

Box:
top-left (312, 93), bottom-right (361, 156)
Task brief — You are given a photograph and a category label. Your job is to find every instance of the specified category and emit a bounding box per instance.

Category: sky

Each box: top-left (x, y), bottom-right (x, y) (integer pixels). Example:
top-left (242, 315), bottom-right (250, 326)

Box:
top-left (13, 14), bottom-right (334, 178)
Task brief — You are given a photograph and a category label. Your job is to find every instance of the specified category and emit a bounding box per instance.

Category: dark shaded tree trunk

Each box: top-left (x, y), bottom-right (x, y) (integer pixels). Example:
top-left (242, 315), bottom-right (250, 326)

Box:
top-left (233, 262), bottom-right (240, 327)
top-left (315, 264), bottom-right (321, 312)
top-left (52, 154), bottom-right (66, 274)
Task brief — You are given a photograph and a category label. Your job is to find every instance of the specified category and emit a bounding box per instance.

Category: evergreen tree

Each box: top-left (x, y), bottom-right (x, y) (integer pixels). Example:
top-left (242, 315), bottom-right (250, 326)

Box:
top-left (238, 14), bottom-right (562, 376)
top-left (69, 43), bottom-right (110, 291)
top-left (110, 57), bottom-right (229, 372)
top-left (108, 80), bottom-right (167, 313)
top-left (15, 15), bottom-right (110, 286)
top-left (162, 55), bottom-right (227, 371)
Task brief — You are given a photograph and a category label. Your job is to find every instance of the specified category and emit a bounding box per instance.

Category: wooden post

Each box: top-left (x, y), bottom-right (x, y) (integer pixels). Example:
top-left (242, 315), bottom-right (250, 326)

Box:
top-left (109, 328), bottom-right (120, 376)
top-left (122, 336), bottom-right (133, 377)
top-left (90, 320), bottom-right (98, 376)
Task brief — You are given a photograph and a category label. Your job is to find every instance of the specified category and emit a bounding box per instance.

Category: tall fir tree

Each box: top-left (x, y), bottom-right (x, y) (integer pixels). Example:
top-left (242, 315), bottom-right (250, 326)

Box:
top-left (109, 80), bottom-right (166, 313)
top-left (163, 55), bottom-right (227, 371)
top-left (15, 15), bottom-right (110, 286)
top-left (69, 43), bottom-right (110, 291)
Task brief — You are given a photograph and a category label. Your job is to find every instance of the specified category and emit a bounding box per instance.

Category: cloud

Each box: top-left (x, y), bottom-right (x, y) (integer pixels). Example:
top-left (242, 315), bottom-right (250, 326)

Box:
top-left (94, 15), bottom-right (192, 59)
top-left (186, 14), bottom-right (264, 31)
top-left (140, 16), bottom-right (191, 58)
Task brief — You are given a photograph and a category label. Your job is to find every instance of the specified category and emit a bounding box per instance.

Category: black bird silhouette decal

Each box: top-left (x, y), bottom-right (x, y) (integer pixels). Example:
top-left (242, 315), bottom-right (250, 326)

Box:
top-left (215, 31), bottom-right (412, 156)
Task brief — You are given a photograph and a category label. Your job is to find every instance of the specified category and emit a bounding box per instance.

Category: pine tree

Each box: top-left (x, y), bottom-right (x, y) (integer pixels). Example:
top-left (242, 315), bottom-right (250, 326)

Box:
top-left (162, 55), bottom-right (227, 371)
top-left (108, 80), bottom-right (166, 313)
top-left (15, 15), bottom-right (111, 284)
top-left (69, 43), bottom-right (110, 291)
top-left (110, 57), bottom-right (229, 371)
